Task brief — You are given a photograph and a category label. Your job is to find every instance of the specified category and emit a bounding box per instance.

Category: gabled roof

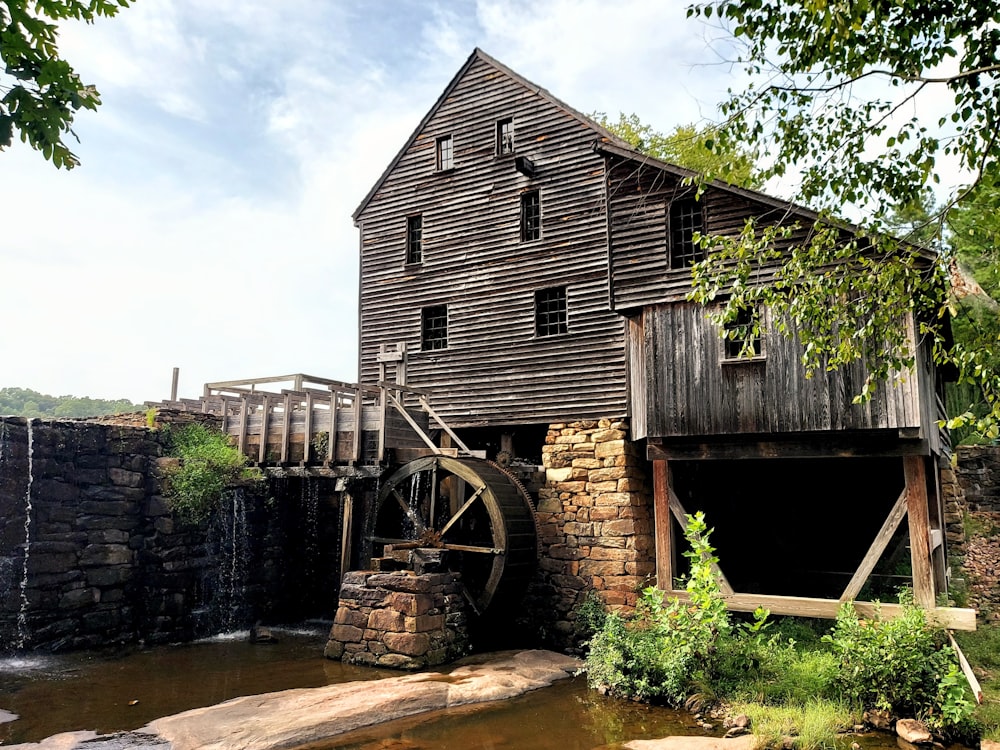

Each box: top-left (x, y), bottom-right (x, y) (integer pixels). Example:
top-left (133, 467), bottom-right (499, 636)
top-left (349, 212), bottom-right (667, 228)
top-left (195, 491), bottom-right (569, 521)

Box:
top-left (352, 47), bottom-right (636, 222)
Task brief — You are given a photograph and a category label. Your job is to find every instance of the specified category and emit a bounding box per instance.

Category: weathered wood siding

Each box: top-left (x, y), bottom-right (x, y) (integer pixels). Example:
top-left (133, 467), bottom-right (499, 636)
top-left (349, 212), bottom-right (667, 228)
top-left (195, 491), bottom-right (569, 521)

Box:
top-left (643, 301), bottom-right (927, 438)
top-left (605, 156), bottom-right (805, 311)
top-left (356, 54), bottom-right (627, 427)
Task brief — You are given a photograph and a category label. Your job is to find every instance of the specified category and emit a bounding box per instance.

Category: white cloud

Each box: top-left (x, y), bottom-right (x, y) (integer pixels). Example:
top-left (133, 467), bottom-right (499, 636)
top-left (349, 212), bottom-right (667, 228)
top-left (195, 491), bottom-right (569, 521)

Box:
top-left (0, 0), bottom-right (746, 404)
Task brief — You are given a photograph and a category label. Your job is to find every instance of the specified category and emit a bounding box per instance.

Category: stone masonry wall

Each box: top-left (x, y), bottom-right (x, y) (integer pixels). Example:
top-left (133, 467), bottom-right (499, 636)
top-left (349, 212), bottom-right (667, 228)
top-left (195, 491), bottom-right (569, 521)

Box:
top-left (0, 415), bottom-right (343, 652)
top-left (325, 569), bottom-right (468, 669)
top-left (954, 446), bottom-right (1000, 621)
top-left (527, 418), bottom-right (655, 651)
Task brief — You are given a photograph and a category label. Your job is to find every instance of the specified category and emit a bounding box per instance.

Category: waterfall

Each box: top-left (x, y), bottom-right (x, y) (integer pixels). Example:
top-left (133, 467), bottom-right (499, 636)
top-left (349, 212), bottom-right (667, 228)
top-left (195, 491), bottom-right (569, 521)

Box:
top-left (302, 478), bottom-right (320, 583)
top-left (17, 418), bottom-right (35, 650)
top-left (207, 488), bottom-right (250, 634)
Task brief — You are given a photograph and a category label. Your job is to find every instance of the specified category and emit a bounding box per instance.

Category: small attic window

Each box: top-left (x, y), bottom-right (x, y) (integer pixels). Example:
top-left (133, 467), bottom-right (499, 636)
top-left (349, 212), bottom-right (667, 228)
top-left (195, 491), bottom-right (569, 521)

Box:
top-left (496, 118), bottom-right (514, 156)
top-left (436, 135), bottom-right (454, 171)
top-left (668, 197), bottom-right (705, 268)
top-left (722, 307), bottom-right (764, 362)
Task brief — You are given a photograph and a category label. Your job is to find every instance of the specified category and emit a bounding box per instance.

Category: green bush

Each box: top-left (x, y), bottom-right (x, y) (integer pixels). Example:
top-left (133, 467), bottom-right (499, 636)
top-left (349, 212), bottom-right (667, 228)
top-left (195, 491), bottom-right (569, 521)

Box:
top-left (822, 601), bottom-right (974, 732)
top-left (161, 423), bottom-right (263, 523)
top-left (585, 512), bottom-right (734, 704)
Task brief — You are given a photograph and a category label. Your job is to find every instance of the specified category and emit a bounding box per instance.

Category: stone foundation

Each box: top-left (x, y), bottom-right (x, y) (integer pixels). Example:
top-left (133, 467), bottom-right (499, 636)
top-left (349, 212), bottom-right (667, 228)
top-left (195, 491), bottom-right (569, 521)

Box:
top-left (527, 418), bottom-right (655, 651)
top-left (955, 446), bottom-right (1000, 621)
top-left (325, 569), bottom-right (468, 669)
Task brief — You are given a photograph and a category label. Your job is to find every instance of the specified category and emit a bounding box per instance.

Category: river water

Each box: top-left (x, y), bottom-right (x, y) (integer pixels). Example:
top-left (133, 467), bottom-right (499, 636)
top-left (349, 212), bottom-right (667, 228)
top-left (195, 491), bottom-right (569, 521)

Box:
top-left (0, 628), bottom-right (901, 749)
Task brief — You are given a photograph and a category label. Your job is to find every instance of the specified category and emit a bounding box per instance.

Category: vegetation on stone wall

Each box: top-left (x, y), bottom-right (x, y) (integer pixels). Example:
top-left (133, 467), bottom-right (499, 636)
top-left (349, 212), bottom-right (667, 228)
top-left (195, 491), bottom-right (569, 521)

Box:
top-left (0, 387), bottom-right (141, 419)
top-left (584, 513), bottom-right (978, 748)
top-left (160, 423), bottom-right (263, 523)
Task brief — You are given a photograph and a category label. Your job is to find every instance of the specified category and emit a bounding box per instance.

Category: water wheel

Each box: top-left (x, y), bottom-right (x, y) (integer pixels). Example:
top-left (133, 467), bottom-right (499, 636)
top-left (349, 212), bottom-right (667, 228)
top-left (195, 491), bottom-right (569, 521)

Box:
top-left (366, 456), bottom-right (537, 615)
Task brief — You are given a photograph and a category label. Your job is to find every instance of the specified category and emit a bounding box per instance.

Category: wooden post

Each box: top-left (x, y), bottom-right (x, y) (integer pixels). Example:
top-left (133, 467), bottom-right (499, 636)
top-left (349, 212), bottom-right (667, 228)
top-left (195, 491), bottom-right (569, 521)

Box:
top-left (303, 392), bottom-right (314, 464)
top-left (170, 367), bottom-right (179, 402)
top-left (258, 395), bottom-right (270, 464)
top-left (653, 459), bottom-right (673, 590)
top-left (340, 493), bottom-right (353, 584)
top-left (904, 455), bottom-right (935, 608)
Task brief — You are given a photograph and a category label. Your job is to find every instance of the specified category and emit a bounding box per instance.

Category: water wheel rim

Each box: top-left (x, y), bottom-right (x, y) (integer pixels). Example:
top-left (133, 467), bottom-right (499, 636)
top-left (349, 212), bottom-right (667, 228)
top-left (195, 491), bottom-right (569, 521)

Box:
top-left (368, 456), bottom-right (531, 613)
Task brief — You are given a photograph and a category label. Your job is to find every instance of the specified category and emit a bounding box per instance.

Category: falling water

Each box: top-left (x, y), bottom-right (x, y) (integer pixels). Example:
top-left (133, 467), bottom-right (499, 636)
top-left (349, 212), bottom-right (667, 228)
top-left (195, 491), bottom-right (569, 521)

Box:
top-left (207, 488), bottom-right (250, 634)
top-left (301, 478), bottom-right (320, 584)
top-left (17, 418), bottom-right (35, 650)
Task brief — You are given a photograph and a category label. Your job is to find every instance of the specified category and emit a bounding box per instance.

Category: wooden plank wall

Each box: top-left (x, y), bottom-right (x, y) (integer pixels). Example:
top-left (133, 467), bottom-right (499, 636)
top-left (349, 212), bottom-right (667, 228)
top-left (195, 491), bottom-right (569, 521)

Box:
top-left (644, 302), bottom-right (924, 437)
top-left (356, 55), bottom-right (627, 428)
top-left (605, 156), bottom-right (810, 311)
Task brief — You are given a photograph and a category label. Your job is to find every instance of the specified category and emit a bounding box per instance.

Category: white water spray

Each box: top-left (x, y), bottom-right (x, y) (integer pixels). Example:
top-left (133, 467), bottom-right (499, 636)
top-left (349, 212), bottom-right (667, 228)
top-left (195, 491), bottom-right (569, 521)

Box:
top-left (17, 419), bottom-right (34, 650)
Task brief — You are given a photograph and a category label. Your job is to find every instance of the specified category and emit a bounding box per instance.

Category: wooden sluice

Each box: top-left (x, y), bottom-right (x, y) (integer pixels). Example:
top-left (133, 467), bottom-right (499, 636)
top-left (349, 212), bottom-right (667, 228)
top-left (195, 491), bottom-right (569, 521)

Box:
top-left (152, 374), bottom-right (463, 477)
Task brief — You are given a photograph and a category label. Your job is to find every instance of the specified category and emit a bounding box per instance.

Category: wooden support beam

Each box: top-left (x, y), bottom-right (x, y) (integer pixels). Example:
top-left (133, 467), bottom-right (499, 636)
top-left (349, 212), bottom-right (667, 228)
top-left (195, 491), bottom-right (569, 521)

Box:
top-left (351, 387), bottom-right (362, 462)
top-left (948, 632), bottom-right (984, 704)
top-left (840, 489), bottom-right (908, 602)
top-left (303, 392), bottom-right (314, 464)
top-left (387, 392), bottom-right (441, 454)
top-left (237, 398), bottom-right (249, 456)
top-left (666, 487), bottom-right (735, 596)
top-left (340, 493), bottom-right (353, 584)
top-left (280, 392), bottom-right (292, 464)
top-left (652, 460), bottom-right (673, 590)
top-left (904, 455), bottom-right (936, 609)
top-left (258, 395), bottom-right (270, 464)
top-left (418, 395), bottom-right (472, 455)
top-left (665, 590), bottom-right (977, 630)
top-left (327, 395), bottom-right (337, 464)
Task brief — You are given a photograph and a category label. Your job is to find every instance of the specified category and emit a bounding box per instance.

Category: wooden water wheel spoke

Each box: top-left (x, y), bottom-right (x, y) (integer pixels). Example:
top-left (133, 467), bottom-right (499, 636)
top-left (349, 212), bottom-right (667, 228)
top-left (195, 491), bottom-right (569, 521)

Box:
top-left (366, 456), bottom-right (538, 614)
top-left (440, 543), bottom-right (503, 554)
top-left (437, 484), bottom-right (486, 537)
top-left (370, 536), bottom-right (416, 547)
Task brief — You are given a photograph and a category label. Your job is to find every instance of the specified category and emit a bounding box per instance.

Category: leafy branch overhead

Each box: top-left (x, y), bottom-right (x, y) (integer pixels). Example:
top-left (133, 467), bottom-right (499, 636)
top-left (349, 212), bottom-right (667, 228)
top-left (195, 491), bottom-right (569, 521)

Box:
top-left (685, 1), bottom-right (1000, 439)
top-left (0, 0), bottom-right (132, 168)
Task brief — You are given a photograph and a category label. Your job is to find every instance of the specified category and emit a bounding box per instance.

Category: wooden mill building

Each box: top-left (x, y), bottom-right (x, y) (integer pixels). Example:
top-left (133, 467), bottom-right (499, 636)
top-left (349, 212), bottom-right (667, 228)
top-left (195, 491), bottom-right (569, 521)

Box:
top-left (354, 48), bottom-right (973, 634)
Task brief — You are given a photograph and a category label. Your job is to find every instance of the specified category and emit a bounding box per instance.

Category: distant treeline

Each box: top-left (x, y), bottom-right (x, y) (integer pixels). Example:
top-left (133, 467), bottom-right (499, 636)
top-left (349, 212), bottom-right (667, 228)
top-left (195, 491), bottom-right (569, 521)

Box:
top-left (0, 387), bottom-right (142, 419)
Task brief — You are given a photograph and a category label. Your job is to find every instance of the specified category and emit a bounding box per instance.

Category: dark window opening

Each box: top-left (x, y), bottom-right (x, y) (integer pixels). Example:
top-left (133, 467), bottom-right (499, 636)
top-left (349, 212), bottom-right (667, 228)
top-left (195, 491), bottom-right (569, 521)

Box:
top-left (535, 286), bottom-right (567, 336)
top-left (723, 307), bottom-right (763, 360)
top-left (421, 305), bottom-right (448, 350)
top-left (496, 117), bottom-right (514, 155)
top-left (436, 135), bottom-right (453, 171)
top-left (520, 189), bottom-right (540, 242)
top-left (406, 215), bottom-right (423, 264)
top-left (669, 197), bottom-right (704, 268)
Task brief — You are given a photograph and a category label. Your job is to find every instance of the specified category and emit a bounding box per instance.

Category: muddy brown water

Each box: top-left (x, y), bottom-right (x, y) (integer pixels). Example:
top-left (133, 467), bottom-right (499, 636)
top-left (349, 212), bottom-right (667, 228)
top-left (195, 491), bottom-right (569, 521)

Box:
top-left (0, 630), bottom-right (901, 749)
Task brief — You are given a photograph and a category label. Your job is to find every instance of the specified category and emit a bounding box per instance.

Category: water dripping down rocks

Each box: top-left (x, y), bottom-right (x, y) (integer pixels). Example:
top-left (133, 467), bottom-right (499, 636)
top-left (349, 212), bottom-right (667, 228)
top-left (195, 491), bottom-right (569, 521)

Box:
top-left (16, 418), bottom-right (34, 651)
top-left (204, 488), bottom-right (251, 634)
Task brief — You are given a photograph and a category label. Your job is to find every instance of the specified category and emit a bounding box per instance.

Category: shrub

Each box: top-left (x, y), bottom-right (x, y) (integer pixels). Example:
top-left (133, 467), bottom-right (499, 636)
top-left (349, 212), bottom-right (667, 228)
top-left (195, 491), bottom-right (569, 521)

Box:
top-left (585, 512), bottom-right (731, 704)
top-left (161, 423), bottom-right (263, 523)
top-left (822, 600), bottom-right (974, 732)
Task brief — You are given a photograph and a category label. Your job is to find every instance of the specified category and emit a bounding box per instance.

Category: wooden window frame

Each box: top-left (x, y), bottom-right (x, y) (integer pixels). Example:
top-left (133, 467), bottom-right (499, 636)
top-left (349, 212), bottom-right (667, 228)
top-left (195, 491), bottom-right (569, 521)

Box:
top-left (496, 117), bottom-right (514, 156)
top-left (520, 189), bottom-right (541, 242)
top-left (534, 286), bottom-right (568, 337)
top-left (668, 196), bottom-right (705, 269)
top-left (721, 306), bottom-right (765, 363)
top-left (406, 214), bottom-right (423, 265)
top-left (436, 135), bottom-right (454, 172)
top-left (421, 305), bottom-right (448, 351)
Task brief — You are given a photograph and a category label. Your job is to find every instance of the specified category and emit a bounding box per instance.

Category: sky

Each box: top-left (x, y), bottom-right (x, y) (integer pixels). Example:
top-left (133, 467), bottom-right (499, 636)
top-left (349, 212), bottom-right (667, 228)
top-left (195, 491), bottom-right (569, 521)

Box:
top-left (2, 0), bottom-right (746, 404)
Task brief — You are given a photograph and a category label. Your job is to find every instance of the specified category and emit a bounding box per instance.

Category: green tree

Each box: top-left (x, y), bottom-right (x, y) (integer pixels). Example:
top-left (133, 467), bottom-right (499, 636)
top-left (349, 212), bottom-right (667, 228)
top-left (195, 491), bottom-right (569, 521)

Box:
top-left (686, 1), bottom-right (1000, 437)
top-left (0, 386), bottom-right (141, 418)
top-left (1, 0), bottom-right (132, 169)
top-left (595, 112), bottom-right (762, 189)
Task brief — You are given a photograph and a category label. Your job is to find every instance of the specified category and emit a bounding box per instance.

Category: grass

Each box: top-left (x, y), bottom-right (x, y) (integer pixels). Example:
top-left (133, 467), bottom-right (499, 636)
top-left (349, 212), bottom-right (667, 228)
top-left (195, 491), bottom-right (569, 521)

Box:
top-left (729, 699), bottom-right (860, 750)
top-left (954, 623), bottom-right (1000, 741)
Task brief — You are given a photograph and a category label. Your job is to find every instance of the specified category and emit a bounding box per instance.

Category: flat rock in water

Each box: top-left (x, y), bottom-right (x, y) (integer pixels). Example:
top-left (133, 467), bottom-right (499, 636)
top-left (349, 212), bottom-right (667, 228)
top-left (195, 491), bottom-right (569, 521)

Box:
top-left (625, 736), bottom-right (756, 750)
top-left (0, 709), bottom-right (19, 724)
top-left (146, 649), bottom-right (581, 750)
